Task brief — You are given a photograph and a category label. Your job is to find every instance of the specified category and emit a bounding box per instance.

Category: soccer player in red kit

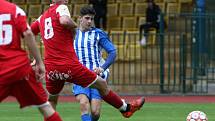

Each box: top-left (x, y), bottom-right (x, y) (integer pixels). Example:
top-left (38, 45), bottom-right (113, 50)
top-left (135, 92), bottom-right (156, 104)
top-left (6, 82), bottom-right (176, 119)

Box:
top-left (31, 0), bottom-right (145, 118)
top-left (0, 1), bottom-right (63, 121)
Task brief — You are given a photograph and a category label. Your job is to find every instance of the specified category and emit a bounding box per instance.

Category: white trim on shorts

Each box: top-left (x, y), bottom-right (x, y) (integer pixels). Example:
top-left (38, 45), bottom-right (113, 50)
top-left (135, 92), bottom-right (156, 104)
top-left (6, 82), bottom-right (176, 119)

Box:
top-left (34, 101), bottom-right (50, 108)
top-left (22, 102), bottom-right (50, 109)
top-left (86, 75), bottom-right (98, 88)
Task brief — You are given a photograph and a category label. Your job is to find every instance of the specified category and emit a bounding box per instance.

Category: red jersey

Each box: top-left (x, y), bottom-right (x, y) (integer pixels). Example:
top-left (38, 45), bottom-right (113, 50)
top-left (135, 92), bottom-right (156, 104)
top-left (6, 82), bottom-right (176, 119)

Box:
top-left (0, 1), bottom-right (30, 83)
top-left (31, 4), bottom-right (78, 65)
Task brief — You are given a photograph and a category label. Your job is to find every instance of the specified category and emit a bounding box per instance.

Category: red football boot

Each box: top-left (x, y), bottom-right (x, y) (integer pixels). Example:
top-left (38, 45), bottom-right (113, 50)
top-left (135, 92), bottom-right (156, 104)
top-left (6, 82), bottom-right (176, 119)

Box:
top-left (121, 97), bottom-right (145, 118)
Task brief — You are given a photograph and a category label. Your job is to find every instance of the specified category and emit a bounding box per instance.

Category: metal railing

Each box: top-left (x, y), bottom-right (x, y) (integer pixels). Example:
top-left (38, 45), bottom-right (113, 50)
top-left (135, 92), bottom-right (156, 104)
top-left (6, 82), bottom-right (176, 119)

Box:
top-left (107, 13), bottom-right (215, 95)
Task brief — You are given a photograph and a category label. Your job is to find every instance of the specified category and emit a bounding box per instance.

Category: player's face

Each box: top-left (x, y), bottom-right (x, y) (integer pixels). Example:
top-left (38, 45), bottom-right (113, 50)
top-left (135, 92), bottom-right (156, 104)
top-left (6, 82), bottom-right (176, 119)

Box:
top-left (79, 14), bottom-right (94, 31)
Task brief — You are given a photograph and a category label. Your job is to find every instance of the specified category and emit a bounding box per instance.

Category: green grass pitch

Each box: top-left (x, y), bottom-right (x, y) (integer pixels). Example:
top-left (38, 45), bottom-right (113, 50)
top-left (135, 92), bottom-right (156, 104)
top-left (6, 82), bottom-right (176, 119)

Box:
top-left (0, 102), bottom-right (215, 121)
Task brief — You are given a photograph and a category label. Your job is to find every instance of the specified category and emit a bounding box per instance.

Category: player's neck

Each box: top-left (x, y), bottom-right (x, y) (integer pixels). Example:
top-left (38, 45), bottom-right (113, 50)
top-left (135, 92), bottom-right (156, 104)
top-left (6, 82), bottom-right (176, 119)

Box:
top-left (79, 27), bottom-right (90, 32)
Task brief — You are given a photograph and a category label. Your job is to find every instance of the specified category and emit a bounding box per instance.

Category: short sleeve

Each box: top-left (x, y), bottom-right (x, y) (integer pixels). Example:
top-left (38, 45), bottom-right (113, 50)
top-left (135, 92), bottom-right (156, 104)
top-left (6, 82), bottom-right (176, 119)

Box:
top-left (56, 5), bottom-right (71, 17)
top-left (14, 6), bottom-right (29, 33)
top-left (31, 20), bottom-right (40, 35)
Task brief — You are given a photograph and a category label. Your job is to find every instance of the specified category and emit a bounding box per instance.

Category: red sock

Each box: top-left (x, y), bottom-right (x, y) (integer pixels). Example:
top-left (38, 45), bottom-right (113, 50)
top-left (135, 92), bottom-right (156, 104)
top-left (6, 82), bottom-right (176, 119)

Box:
top-left (102, 90), bottom-right (123, 109)
top-left (45, 112), bottom-right (62, 121)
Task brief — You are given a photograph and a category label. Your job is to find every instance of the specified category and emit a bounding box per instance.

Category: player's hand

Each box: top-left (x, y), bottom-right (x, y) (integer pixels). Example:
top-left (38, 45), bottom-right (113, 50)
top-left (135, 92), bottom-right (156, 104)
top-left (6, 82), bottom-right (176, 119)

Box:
top-left (35, 62), bottom-right (45, 83)
top-left (30, 59), bottom-right (36, 66)
top-left (93, 67), bottom-right (104, 75)
top-left (30, 59), bottom-right (36, 71)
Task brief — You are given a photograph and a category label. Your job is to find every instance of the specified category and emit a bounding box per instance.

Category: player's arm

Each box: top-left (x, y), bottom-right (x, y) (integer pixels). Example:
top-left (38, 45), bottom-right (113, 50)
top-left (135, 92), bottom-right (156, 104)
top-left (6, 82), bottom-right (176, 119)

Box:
top-left (14, 6), bottom-right (45, 82)
top-left (30, 17), bottom-right (43, 67)
top-left (23, 30), bottom-right (42, 64)
top-left (59, 15), bottom-right (77, 29)
top-left (30, 17), bottom-right (40, 35)
top-left (23, 29), bottom-right (45, 82)
top-left (94, 32), bottom-right (116, 74)
top-left (57, 5), bottom-right (77, 30)
top-left (100, 40), bottom-right (116, 70)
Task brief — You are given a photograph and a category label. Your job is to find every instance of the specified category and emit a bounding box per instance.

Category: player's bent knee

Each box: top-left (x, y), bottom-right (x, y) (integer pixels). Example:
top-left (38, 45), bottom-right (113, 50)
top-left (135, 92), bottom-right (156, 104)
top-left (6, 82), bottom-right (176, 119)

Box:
top-left (80, 105), bottom-right (89, 113)
top-left (91, 77), bottom-right (109, 96)
top-left (94, 82), bottom-right (108, 95)
top-left (80, 102), bottom-right (90, 113)
top-left (80, 100), bottom-right (89, 107)
top-left (96, 77), bottom-right (108, 88)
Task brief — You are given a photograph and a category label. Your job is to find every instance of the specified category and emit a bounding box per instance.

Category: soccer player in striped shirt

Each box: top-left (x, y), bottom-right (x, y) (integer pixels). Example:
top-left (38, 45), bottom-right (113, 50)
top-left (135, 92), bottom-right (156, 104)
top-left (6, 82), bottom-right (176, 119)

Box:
top-left (72, 5), bottom-right (116, 121)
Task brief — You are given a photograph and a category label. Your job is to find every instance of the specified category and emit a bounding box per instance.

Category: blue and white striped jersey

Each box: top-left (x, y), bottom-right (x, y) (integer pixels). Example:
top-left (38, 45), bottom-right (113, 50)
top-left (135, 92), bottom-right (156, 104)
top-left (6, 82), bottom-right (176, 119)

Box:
top-left (74, 27), bottom-right (116, 71)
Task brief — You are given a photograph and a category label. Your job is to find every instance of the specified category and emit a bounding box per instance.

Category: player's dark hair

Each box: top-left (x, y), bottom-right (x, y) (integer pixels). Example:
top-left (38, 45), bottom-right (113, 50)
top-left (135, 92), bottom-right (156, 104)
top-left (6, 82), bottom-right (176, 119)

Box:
top-left (80, 5), bottom-right (96, 16)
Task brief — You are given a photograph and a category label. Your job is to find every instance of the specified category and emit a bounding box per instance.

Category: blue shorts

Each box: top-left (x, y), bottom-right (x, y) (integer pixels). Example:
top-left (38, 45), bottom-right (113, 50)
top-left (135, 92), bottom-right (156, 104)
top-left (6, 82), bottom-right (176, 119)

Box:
top-left (72, 70), bottom-right (109, 100)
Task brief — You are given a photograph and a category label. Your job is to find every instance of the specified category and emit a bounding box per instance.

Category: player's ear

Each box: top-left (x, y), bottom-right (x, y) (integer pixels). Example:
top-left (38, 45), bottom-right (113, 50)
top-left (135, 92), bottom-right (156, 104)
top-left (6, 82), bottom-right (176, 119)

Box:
top-left (78, 16), bottom-right (82, 22)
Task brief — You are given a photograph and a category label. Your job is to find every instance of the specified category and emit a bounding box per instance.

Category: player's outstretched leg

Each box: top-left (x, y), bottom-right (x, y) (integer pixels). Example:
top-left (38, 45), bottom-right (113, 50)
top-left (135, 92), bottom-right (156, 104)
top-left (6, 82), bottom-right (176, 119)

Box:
top-left (90, 76), bottom-right (145, 118)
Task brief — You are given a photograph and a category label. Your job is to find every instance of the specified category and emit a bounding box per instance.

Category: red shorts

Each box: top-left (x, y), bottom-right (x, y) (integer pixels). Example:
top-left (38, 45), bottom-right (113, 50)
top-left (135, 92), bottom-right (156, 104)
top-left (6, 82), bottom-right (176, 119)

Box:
top-left (0, 67), bottom-right (48, 108)
top-left (45, 62), bottom-right (97, 95)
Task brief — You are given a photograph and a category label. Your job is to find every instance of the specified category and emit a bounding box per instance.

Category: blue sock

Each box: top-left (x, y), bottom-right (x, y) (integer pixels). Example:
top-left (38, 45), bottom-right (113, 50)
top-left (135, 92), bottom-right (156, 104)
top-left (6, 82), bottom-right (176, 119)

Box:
top-left (81, 114), bottom-right (91, 121)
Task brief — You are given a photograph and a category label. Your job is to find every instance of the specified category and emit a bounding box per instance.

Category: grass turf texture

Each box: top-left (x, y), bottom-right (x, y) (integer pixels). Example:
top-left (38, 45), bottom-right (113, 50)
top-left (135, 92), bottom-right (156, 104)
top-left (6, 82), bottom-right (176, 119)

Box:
top-left (0, 102), bottom-right (215, 121)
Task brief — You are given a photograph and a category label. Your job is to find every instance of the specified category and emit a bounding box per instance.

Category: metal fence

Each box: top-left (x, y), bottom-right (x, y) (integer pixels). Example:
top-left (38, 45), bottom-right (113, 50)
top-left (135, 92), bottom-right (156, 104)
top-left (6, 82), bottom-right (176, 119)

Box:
top-left (107, 13), bottom-right (215, 95)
